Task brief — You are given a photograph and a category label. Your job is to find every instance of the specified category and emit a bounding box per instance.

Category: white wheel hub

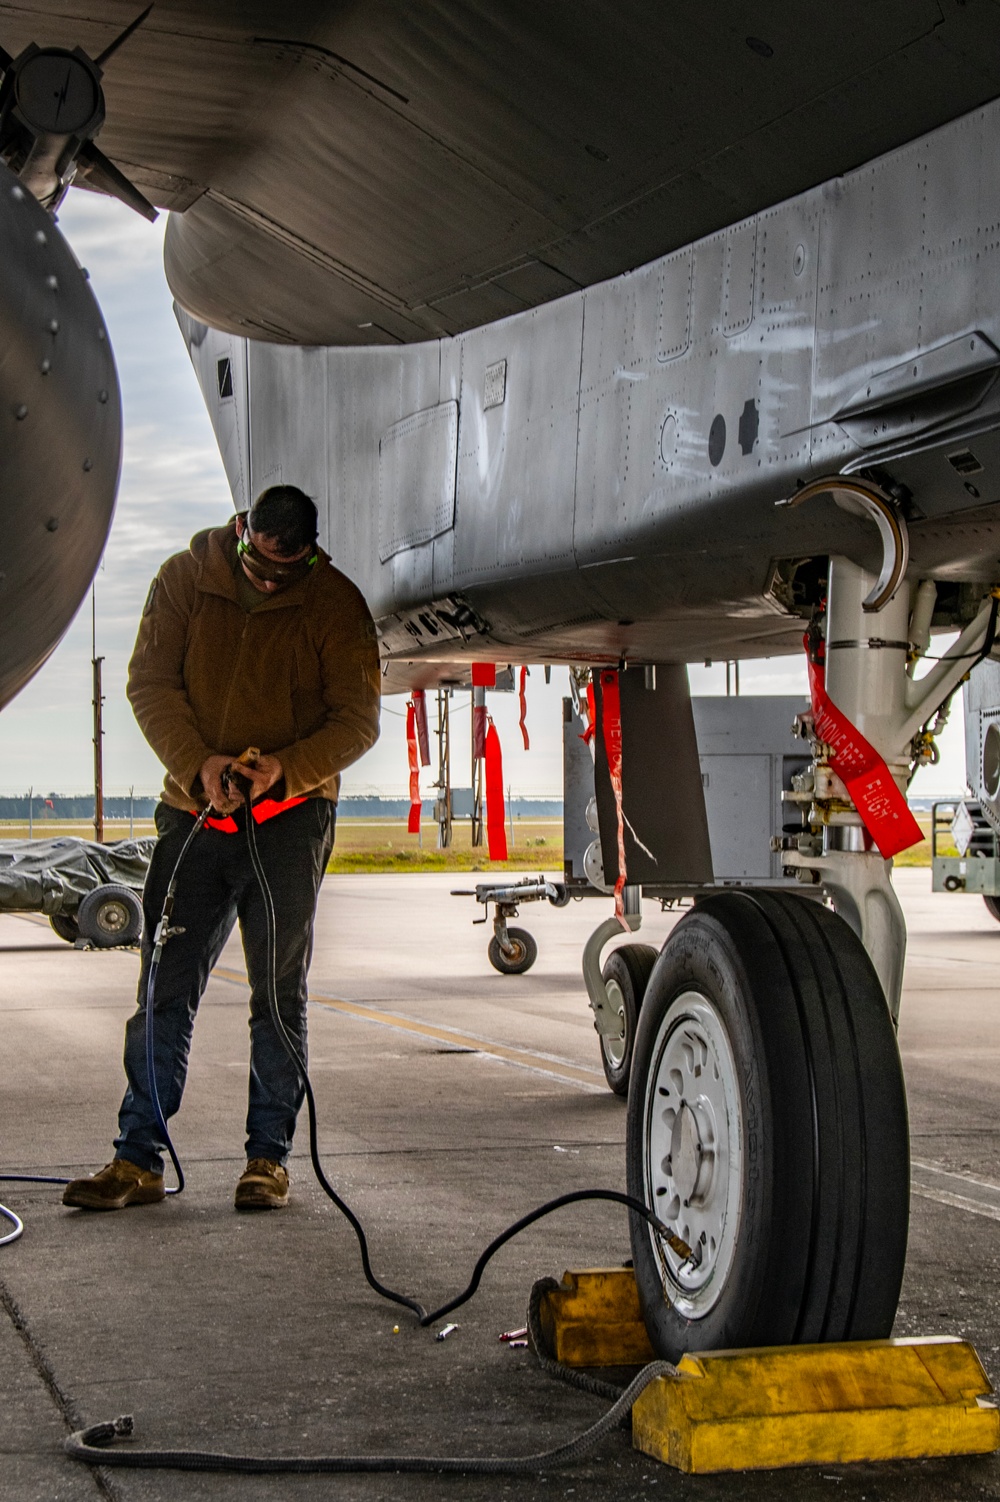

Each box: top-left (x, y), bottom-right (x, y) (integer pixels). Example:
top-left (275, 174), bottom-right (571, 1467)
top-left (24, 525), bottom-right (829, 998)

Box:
top-left (642, 990), bottom-right (743, 1318)
top-left (601, 977), bottom-right (627, 1066)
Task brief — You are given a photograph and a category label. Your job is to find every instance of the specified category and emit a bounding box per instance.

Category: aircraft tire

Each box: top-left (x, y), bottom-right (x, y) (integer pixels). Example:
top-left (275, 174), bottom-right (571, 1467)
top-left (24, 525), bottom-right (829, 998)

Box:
top-left (487, 926), bottom-right (537, 974)
top-left (598, 943), bottom-right (659, 1097)
top-left (627, 889), bottom-right (909, 1360)
top-left (983, 895), bottom-right (1000, 923)
top-left (77, 885), bottom-right (143, 948)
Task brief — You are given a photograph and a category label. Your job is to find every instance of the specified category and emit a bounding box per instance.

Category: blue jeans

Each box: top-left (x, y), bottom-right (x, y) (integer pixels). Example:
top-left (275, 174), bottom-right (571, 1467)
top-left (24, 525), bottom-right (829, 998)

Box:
top-left (115, 798), bottom-right (336, 1174)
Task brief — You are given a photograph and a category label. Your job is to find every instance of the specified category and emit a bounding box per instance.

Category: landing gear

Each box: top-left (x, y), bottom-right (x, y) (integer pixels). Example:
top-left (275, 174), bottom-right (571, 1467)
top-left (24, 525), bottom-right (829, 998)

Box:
top-left (984, 896), bottom-right (1000, 923)
top-left (615, 507), bottom-right (993, 1356)
top-left (452, 877), bottom-right (568, 975)
top-left (598, 943), bottom-right (658, 1096)
top-left (627, 890), bottom-right (909, 1360)
top-left (487, 925), bottom-right (537, 974)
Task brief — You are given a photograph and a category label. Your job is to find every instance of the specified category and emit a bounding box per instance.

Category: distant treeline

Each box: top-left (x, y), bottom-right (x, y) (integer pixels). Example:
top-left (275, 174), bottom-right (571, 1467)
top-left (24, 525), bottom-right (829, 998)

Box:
top-left (0, 794), bottom-right (564, 820)
top-left (0, 795), bottom-right (159, 819)
top-left (338, 796), bottom-right (563, 817)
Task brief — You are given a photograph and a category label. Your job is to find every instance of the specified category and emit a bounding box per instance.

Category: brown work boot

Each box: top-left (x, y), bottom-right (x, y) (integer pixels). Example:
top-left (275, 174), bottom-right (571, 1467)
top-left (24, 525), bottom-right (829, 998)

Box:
top-left (62, 1160), bottom-right (165, 1211)
top-left (235, 1158), bottom-right (289, 1211)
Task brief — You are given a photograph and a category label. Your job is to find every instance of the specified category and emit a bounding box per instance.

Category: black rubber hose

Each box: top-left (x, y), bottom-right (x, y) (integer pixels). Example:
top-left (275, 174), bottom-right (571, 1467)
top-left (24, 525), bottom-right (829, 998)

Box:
top-left (239, 787), bottom-right (427, 1317)
top-left (526, 1275), bottom-right (628, 1404)
top-left (64, 1358), bottom-right (678, 1474)
top-left (238, 786), bottom-right (684, 1326)
top-left (53, 784), bottom-right (691, 1476)
top-left (4, 788), bottom-right (683, 1315)
top-left (420, 1189), bottom-right (676, 1327)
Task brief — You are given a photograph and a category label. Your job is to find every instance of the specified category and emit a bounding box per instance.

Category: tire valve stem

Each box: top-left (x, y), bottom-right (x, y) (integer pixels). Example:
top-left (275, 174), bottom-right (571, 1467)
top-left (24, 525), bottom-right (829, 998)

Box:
top-left (657, 1226), bottom-right (694, 1262)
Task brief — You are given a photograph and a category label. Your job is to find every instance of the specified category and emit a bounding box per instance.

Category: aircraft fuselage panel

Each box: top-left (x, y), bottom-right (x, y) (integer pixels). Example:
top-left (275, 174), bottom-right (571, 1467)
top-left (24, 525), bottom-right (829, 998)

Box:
top-left (181, 95), bottom-right (1000, 675)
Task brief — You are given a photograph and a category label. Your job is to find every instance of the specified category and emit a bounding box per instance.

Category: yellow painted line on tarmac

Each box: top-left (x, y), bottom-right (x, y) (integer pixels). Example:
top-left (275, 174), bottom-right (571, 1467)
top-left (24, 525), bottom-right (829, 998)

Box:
top-left (211, 965), bottom-right (604, 1090)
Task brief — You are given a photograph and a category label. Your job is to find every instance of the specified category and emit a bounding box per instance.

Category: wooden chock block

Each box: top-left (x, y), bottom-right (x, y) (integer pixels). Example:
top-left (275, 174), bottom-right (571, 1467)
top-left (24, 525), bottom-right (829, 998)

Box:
top-left (632, 1336), bottom-right (1000, 1473)
top-left (538, 1268), bottom-right (656, 1367)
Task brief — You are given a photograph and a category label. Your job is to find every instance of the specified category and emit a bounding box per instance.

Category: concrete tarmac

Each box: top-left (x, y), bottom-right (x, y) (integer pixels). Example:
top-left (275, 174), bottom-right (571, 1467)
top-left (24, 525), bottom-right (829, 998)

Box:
top-left (1, 869), bottom-right (998, 1501)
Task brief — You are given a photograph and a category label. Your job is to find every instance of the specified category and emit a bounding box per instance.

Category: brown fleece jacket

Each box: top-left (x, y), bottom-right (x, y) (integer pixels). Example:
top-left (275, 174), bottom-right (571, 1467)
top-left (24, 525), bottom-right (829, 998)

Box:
top-left (127, 519), bottom-right (381, 811)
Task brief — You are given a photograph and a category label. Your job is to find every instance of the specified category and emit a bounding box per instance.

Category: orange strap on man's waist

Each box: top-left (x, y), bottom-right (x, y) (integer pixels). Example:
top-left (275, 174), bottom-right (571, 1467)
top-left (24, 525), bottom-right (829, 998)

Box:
top-left (204, 795), bottom-right (308, 834)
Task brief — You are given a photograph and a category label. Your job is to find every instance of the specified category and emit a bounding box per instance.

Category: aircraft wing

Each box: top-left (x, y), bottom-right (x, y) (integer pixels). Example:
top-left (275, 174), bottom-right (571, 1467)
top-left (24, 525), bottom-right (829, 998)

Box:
top-left (4, 2), bottom-right (1000, 344)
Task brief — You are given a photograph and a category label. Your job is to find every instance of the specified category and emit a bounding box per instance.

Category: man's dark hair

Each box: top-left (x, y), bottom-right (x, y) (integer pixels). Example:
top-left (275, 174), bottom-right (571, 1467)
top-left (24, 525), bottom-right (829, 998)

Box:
top-left (248, 486), bottom-right (319, 556)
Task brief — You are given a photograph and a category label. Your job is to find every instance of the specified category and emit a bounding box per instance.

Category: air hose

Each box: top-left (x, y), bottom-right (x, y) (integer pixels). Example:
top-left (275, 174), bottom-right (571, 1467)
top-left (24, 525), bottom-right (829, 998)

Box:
top-left (141, 803), bottom-right (214, 1196)
top-left (232, 777), bottom-right (686, 1325)
top-left (0, 1176), bottom-right (68, 1247)
top-left (65, 1358), bottom-right (680, 1474)
top-left (9, 776), bottom-right (687, 1473)
top-left (0, 809), bottom-right (214, 1243)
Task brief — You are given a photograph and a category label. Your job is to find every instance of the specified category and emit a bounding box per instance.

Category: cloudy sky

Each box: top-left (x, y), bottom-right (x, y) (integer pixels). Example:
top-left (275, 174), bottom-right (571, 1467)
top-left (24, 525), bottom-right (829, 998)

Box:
top-left (0, 191), bottom-right (966, 801)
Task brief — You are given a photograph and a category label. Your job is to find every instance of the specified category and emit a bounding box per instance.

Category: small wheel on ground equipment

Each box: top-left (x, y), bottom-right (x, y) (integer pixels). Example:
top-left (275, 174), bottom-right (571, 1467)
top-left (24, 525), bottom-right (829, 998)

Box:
top-left (76, 884), bottom-right (143, 948)
top-left (547, 882), bottom-right (572, 908)
top-left (487, 927), bottom-right (537, 975)
top-left (49, 911), bottom-right (80, 944)
top-left (627, 889), bottom-right (909, 1362)
top-left (983, 895), bottom-right (1000, 922)
top-left (598, 942), bottom-right (659, 1097)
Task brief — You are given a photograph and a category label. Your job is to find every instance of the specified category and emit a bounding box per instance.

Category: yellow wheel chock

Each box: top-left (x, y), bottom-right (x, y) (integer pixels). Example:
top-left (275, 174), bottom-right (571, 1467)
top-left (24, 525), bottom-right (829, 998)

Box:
top-left (538, 1270), bottom-right (1000, 1473)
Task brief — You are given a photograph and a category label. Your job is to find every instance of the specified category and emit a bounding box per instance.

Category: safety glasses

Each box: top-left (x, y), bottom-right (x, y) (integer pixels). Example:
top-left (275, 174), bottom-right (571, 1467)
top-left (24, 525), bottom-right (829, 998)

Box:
top-left (237, 532), bottom-right (318, 586)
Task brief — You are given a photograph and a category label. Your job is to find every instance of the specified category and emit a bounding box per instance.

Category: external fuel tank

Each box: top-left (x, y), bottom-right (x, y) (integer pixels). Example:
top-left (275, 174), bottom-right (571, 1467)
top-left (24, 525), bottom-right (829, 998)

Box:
top-left (0, 159), bottom-right (121, 709)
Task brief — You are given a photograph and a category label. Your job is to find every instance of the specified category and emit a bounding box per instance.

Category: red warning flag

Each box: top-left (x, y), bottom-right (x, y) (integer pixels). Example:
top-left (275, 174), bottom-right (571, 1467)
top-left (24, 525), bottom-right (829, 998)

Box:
top-left (518, 666), bottom-right (530, 751)
top-left (804, 635), bottom-right (922, 859)
top-left (412, 688), bottom-right (431, 766)
top-left (472, 663), bottom-right (496, 687)
top-left (599, 669), bottom-right (628, 927)
top-left (484, 719), bottom-right (508, 861)
top-left (473, 697), bottom-right (487, 760)
top-left (406, 700), bottom-right (421, 834)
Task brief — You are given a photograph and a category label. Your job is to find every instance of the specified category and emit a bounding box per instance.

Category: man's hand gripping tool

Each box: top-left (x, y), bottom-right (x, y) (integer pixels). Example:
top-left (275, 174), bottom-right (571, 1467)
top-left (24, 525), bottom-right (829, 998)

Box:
top-left (219, 746), bottom-right (260, 806)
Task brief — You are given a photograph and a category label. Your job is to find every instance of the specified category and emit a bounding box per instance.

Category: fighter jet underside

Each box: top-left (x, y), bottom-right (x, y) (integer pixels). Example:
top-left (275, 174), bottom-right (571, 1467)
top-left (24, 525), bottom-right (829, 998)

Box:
top-left (5, 0), bottom-right (1000, 1373)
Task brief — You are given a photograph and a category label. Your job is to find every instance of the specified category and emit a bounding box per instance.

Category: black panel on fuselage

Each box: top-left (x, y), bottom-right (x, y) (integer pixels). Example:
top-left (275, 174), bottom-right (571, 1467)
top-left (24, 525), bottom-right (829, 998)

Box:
top-left (593, 665), bottom-right (714, 888)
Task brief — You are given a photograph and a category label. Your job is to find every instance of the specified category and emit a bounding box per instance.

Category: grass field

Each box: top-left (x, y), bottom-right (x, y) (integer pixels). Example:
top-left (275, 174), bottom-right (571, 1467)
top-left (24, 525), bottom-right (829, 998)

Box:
top-left (0, 817), bottom-right (564, 874)
top-left (0, 813), bottom-right (944, 872)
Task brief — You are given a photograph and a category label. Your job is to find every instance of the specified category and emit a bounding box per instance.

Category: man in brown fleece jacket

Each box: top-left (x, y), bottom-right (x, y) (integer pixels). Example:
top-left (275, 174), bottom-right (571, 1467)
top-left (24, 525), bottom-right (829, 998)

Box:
top-left (64, 486), bottom-right (380, 1212)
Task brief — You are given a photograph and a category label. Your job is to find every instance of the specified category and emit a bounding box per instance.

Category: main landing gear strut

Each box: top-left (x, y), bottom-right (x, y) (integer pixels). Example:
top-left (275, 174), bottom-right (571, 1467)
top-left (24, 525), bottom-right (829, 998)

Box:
top-left (623, 507), bottom-right (996, 1359)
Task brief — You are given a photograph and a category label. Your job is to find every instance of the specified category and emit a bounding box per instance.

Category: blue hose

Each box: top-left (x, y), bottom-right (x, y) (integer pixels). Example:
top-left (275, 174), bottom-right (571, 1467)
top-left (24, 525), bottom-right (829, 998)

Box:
top-left (0, 807), bottom-right (213, 1239)
top-left (143, 952), bottom-right (183, 1195)
top-left (5, 793), bottom-right (682, 1317)
top-left (140, 804), bottom-right (214, 1195)
top-left (0, 1175), bottom-right (71, 1245)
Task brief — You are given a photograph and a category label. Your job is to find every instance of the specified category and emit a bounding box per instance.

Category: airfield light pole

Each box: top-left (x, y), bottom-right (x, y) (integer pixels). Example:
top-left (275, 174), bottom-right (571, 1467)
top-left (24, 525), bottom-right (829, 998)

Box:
top-left (27, 785), bottom-right (32, 839)
top-left (91, 587), bottom-right (105, 843)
